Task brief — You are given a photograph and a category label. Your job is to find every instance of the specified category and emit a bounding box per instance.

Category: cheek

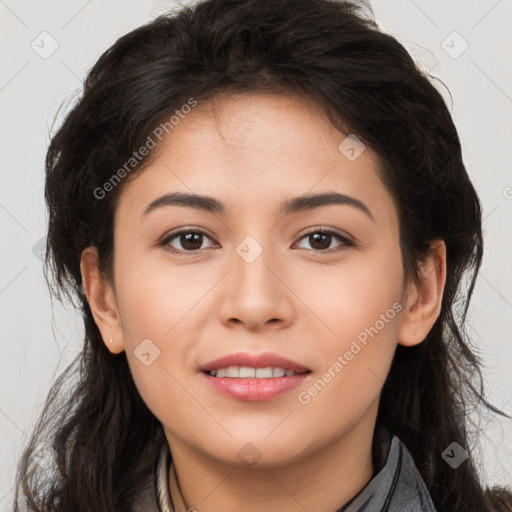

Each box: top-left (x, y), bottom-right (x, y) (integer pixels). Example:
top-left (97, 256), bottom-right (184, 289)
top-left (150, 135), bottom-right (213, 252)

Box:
top-left (295, 301), bottom-right (400, 440)
top-left (113, 249), bottom-right (206, 342)
top-left (297, 244), bottom-right (404, 342)
top-left (112, 253), bottom-right (213, 425)
top-left (294, 248), bottom-right (403, 412)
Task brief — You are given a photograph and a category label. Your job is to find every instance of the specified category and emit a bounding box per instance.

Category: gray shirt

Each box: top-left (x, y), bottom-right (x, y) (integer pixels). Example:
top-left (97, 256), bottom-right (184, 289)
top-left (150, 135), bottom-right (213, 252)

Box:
top-left (132, 428), bottom-right (437, 512)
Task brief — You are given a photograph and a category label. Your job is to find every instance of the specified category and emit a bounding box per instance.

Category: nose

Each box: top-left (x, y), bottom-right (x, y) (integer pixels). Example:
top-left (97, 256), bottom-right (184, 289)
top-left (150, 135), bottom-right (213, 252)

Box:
top-left (218, 241), bottom-right (294, 332)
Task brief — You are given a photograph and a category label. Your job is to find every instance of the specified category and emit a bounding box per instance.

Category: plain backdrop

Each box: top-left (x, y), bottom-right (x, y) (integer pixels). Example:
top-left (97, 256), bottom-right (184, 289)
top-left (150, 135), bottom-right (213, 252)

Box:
top-left (1, 0), bottom-right (511, 510)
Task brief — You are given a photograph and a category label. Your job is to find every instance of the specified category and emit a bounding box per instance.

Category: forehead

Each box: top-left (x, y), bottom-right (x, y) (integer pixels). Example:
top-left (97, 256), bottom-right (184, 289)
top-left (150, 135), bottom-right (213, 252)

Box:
top-left (160, 92), bottom-right (356, 161)
top-left (115, 92), bottom-right (396, 224)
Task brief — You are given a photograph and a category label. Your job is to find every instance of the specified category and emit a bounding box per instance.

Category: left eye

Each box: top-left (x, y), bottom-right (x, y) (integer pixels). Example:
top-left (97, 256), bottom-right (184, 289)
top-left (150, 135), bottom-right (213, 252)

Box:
top-left (295, 229), bottom-right (351, 252)
top-left (161, 229), bottom-right (352, 254)
top-left (162, 230), bottom-right (215, 253)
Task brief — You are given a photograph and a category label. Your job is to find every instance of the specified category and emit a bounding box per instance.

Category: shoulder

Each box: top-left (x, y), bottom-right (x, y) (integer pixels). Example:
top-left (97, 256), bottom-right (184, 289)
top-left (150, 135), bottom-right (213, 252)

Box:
top-left (390, 439), bottom-right (437, 511)
top-left (342, 429), bottom-right (437, 512)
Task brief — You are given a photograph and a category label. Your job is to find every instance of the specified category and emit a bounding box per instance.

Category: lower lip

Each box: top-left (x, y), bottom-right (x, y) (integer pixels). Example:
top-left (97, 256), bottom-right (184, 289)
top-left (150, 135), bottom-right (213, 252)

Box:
top-left (201, 372), bottom-right (310, 401)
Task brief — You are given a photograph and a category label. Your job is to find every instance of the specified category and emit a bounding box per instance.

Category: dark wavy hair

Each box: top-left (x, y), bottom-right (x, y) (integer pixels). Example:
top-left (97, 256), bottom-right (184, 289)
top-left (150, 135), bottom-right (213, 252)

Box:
top-left (14, 0), bottom-right (512, 510)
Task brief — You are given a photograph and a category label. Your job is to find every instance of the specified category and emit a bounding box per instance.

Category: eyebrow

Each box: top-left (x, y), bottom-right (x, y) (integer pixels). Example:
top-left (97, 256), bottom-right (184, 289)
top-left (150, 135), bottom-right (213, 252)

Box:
top-left (142, 191), bottom-right (375, 222)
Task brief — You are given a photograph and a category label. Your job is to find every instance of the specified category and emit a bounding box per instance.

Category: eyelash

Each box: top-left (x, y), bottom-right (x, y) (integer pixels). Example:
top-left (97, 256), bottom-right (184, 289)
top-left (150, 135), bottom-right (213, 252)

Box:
top-left (159, 227), bottom-right (354, 255)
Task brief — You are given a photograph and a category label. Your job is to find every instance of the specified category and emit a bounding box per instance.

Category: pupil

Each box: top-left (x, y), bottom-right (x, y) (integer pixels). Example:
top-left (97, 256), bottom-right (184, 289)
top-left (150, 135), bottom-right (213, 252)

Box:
top-left (310, 233), bottom-right (330, 250)
top-left (182, 233), bottom-right (201, 250)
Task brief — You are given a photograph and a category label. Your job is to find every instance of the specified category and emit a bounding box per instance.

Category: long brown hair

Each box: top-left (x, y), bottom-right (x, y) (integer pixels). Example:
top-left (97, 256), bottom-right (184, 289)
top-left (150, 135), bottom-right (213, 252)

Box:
top-left (14, 0), bottom-right (512, 510)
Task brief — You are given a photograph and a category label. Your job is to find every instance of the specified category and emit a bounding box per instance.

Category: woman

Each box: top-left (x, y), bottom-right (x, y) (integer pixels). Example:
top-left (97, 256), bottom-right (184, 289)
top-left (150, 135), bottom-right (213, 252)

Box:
top-left (14, 0), bottom-right (512, 510)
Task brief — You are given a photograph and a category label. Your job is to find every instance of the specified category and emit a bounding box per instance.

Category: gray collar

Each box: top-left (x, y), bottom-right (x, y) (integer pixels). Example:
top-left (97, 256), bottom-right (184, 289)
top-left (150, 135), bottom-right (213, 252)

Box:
top-left (154, 429), bottom-right (437, 512)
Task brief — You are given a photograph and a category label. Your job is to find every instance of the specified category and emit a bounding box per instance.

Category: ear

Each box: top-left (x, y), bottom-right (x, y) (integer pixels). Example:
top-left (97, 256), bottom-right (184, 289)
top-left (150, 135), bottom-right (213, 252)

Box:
top-left (80, 246), bottom-right (125, 354)
top-left (397, 240), bottom-right (447, 347)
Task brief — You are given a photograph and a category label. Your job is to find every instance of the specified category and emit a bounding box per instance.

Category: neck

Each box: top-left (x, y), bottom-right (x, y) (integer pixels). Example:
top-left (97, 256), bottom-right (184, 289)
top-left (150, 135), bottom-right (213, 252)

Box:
top-left (166, 408), bottom-right (378, 512)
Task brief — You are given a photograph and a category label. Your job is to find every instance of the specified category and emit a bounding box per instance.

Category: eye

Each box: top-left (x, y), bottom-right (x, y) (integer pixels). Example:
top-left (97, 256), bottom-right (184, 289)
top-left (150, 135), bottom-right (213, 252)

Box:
top-left (295, 228), bottom-right (353, 253)
top-left (160, 229), bottom-right (216, 253)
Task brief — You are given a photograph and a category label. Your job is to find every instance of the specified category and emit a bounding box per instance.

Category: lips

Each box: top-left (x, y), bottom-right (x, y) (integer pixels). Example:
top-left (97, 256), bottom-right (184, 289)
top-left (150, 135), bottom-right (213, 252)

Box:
top-left (202, 372), bottom-right (310, 401)
top-left (199, 351), bottom-right (312, 401)
top-left (199, 351), bottom-right (310, 373)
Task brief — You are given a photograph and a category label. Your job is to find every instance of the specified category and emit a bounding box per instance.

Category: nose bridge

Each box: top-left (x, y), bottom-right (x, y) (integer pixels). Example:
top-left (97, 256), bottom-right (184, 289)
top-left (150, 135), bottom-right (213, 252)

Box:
top-left (233, 232), bottom-right (279, 302)
top-left (218, 230), bottom-right (293, 329)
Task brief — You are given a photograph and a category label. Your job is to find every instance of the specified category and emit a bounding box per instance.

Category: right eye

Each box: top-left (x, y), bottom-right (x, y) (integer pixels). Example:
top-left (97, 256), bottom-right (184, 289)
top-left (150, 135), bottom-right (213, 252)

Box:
top-left (160, 229), bottom-right (217, 254)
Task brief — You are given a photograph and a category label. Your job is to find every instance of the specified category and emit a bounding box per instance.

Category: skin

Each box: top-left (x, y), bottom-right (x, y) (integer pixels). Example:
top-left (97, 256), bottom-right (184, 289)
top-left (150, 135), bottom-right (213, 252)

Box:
top-left (81, 92), bottom-right (446, 512)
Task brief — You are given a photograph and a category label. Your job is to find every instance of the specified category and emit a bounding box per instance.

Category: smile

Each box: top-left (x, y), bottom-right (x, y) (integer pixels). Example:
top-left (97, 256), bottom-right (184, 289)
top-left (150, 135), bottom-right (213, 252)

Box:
top-left (208, 366), bottom-right (310, 378)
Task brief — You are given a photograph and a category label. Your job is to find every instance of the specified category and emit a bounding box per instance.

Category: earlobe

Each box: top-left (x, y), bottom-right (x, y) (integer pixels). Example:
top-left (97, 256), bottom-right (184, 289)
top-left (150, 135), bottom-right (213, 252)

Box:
top-left (80, 246), bottom-right (125, 354)
top-left (397, 240), bottom-right (447, 347)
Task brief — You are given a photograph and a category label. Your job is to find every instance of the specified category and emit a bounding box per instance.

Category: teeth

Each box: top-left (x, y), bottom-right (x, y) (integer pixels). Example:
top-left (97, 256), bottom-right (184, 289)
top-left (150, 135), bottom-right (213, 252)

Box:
top-left (255, 367), bottom-right (273, 378)
top-left (240, 366), bottom-right (256, 378)
top-left (226, 366), bottom-right (239, 378)
top-left (209, 366), bottom-right (307, 378)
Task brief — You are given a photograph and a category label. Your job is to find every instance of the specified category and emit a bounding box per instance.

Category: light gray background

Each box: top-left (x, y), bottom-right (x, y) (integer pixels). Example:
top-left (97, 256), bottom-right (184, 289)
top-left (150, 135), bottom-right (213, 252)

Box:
top-left (1, 0), bottom-right (511, 510)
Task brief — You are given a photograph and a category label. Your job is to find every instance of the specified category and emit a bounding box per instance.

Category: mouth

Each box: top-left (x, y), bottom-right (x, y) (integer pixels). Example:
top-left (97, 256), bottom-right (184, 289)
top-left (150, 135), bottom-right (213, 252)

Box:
top-left (199, 352), bottom-right (312, 401)
top-left (199, 351), bottom-right (311, 374)
top-left (204, 366), bottom-right (310, 378)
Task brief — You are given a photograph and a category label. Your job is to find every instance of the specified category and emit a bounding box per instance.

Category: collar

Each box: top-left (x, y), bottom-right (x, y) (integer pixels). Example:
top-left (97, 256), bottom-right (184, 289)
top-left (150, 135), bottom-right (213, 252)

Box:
top-left (154, 427), bottom-right (437, 512)
top-left (155, 442), bottom-right (173, 512)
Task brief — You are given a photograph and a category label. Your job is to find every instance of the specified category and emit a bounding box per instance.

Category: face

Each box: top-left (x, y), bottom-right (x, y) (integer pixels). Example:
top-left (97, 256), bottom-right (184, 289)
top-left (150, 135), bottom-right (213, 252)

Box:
top-left (92, 93), bottom-right (413, 468)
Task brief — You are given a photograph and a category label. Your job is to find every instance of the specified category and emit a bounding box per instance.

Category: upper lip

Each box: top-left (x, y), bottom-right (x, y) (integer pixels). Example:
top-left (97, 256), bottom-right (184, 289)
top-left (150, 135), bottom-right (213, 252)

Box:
top-left (199, 352), bottom-right (310, 372)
